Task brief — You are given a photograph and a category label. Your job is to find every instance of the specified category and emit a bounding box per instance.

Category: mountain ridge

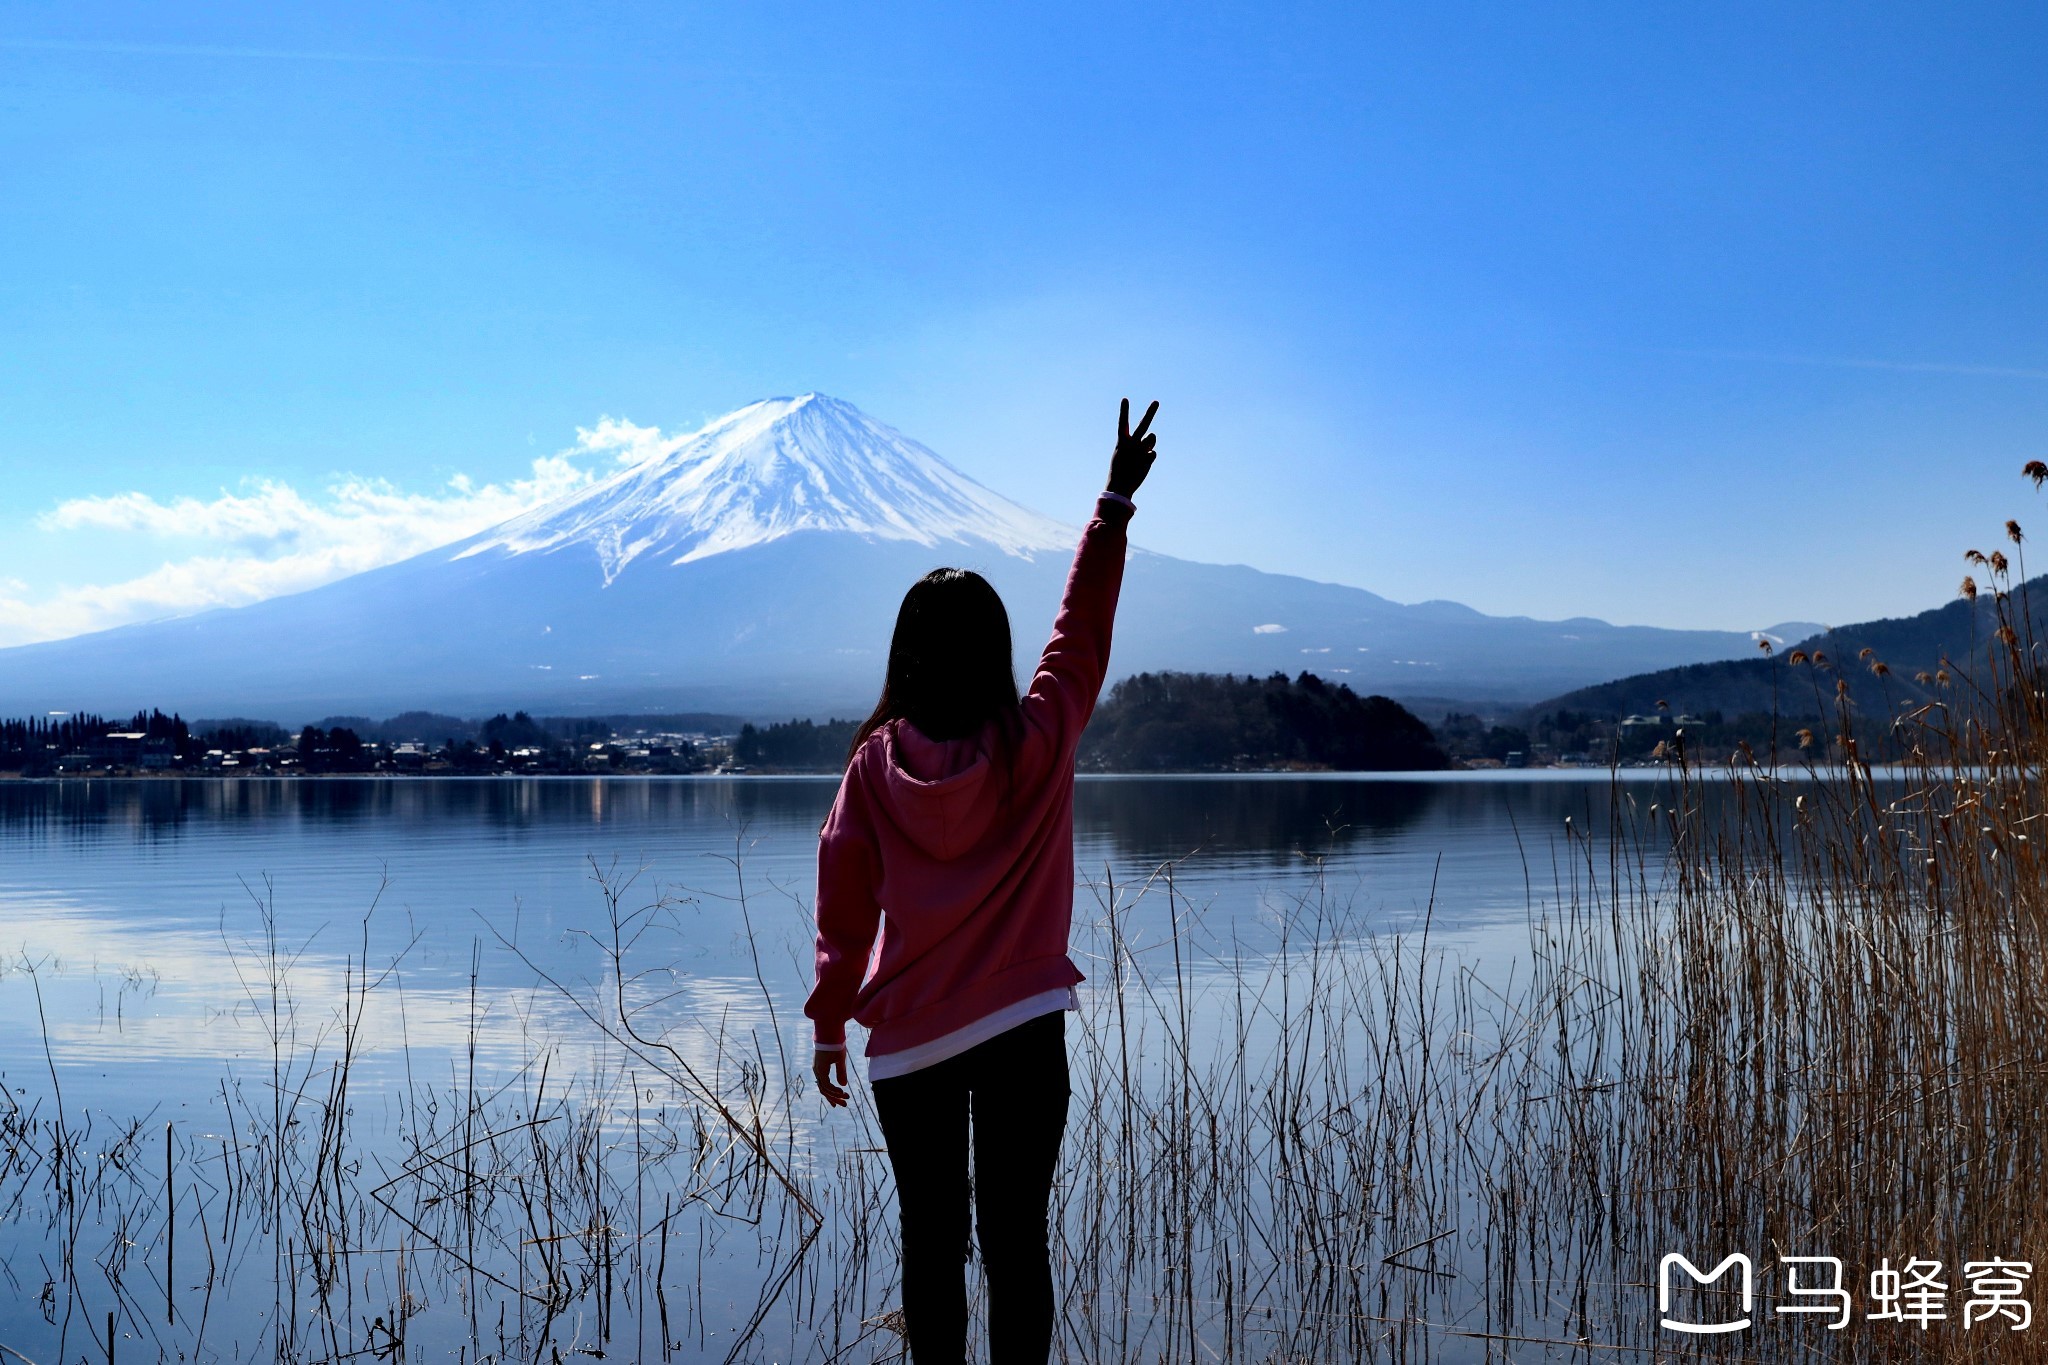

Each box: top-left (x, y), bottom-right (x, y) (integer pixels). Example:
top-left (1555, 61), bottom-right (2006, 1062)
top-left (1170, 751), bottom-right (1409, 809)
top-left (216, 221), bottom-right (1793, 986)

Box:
top-left (0, 394), bottom-right (1817, 720)
top-left (1522, 576), bottom-right (2048, 723)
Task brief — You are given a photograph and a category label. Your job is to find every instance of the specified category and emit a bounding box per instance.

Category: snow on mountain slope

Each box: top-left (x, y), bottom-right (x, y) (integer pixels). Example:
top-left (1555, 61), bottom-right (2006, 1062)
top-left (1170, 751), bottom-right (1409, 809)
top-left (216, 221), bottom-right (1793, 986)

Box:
top-left (458, 393), bottom-right (1074, 582)
top-left (0, 392), bottom-right (1802, 718)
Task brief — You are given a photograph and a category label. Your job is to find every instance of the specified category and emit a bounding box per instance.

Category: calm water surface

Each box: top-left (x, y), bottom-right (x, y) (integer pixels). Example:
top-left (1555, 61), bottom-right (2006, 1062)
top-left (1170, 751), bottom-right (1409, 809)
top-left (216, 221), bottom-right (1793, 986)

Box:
top-left (0, 773), bottom-right (1685, 1103)
top-left (0, 772), bottom-right (1695, 1359)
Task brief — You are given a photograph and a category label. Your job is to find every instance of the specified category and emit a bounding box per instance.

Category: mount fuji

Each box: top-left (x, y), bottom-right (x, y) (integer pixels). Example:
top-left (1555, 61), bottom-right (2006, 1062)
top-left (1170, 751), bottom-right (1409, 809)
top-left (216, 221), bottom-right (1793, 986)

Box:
top-left (0, 395), bottom-right (1804, 720)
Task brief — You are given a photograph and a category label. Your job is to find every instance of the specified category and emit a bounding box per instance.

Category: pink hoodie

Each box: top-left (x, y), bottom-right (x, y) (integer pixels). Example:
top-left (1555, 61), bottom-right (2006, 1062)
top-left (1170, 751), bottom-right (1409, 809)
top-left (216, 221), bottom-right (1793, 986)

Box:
top-left (805, 494), bottom-right (1133, 1058)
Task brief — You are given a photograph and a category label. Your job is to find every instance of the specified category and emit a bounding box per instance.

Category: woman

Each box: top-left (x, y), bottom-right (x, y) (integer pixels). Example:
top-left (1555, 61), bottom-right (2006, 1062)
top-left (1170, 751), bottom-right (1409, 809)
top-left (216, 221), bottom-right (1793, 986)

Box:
top-left (806, 398), bottom-right (1160, 1364)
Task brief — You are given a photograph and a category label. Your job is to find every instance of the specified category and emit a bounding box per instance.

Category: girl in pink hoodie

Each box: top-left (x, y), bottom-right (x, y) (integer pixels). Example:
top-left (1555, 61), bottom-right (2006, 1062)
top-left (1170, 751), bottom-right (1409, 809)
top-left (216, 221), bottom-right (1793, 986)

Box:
top-left (807, 399), bottom-right (1159, 1365)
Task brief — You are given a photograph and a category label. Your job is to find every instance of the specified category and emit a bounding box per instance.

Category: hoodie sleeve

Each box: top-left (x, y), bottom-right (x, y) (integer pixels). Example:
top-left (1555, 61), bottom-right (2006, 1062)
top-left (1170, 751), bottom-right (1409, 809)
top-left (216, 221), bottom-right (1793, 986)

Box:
top-left (805, 754), bottom-right (884, 1049)
top-left (1020, 494), bottom-right (1134, 753)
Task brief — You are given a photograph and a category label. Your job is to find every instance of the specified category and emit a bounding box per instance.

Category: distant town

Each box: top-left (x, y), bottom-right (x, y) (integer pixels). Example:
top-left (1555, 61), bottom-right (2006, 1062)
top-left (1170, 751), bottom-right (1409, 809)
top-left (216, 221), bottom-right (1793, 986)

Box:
top-left (0, 709), bottom-right (760, 778)
top-left (0, 672), bottom-right (1790, 778)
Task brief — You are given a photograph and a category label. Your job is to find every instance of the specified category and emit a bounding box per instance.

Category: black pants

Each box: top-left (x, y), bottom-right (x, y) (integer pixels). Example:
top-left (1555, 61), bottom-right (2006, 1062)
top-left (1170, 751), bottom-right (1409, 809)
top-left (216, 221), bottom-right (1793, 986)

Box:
top-left (871, 1009), bottom-right (1070, 1364)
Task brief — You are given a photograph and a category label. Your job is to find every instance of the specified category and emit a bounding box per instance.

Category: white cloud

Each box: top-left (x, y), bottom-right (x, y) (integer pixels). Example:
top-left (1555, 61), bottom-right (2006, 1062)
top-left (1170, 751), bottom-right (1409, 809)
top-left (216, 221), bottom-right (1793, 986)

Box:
top-left (573, 416), bottom-right (675, 467)
top-left (0, 449), bottom-right (605, 648)
top-left (1252, 622), bottom-right (1288, 635)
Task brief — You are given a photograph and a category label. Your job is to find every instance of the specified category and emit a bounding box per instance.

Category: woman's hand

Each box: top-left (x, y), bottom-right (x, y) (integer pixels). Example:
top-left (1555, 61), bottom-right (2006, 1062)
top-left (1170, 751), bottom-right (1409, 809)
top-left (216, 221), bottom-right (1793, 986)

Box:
top-left (1107, 398), bottom-right (1159, 499)
top-left (813, 1048), bottom-right (850, 1108)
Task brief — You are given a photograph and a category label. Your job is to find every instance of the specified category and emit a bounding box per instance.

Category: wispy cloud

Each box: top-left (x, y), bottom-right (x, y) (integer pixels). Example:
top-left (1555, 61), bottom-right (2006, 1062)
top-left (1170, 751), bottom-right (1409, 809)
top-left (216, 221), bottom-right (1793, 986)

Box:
top-left (571, 416), bottom-right (677, 467)
top-left (0, 431), bottom-right (641, 648)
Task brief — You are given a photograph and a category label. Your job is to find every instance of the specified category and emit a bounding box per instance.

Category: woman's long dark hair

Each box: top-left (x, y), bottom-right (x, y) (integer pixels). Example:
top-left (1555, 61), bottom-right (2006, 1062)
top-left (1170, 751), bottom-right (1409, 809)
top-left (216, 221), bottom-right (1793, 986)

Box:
top-left (849, 567), bottom-right (1023, 766)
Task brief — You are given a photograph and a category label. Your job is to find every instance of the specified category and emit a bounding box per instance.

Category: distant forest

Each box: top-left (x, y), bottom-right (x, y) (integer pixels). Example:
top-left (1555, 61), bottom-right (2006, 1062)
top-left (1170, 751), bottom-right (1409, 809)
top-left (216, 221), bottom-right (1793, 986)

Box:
top-left (734, 718), bottom-right (860, 769)
top-left (0, 709), bottom-right (190, 756)
top-left (1534, 570), bottom-right (2048, 724)
top-left (6, 675), bottom-right (1448, 776)
top-left (1080, 671), bottom-right (1448, 772)
top-left (734, 671), bottom-right (1448, 773)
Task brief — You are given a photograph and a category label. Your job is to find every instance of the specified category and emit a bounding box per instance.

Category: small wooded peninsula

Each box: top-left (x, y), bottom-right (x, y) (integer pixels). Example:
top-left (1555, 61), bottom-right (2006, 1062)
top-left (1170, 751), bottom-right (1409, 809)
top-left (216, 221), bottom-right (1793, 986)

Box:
top-left (733, 671), bottom-right (1449, 773)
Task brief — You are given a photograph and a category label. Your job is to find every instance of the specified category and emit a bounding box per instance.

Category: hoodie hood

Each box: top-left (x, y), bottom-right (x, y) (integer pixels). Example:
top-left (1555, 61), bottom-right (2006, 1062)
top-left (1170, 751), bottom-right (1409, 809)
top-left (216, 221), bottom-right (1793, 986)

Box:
top-left (871, 719), bottom-right (1005, 860)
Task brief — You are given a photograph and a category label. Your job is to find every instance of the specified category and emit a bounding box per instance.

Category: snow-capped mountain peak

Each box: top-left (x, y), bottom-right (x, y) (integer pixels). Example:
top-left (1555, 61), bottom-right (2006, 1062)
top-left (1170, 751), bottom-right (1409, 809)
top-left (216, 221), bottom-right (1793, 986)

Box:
top-left (456, 393), bottom-right (1075, 582)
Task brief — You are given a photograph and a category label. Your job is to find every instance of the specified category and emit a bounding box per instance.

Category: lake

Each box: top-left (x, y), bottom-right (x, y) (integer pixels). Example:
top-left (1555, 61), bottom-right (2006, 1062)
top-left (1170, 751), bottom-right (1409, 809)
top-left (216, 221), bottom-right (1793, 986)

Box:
top-left (0, 772), bottom-right (1674, 1091)
top-left (0, 773), bottom-right (1694, 1362)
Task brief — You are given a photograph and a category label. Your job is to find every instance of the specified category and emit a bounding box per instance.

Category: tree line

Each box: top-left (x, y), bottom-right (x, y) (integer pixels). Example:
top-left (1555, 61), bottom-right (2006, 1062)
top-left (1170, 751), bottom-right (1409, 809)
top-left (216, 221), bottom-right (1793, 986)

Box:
top-left (733, 672), bottom-right (1449, 773)
top-left (1, 709), bottom-right (196, 772)
top-left (1079, 671), bottom-right (1448, 772)
top-left (5, 679), bottom-right (1451, 776)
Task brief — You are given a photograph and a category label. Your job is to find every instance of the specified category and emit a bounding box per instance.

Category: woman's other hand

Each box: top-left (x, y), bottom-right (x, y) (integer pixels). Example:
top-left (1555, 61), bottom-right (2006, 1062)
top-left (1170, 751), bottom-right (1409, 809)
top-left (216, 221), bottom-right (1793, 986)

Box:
top-left (1107, 398), bottom-right (1159, 499)
top-left (814, 1049), bottom-right (850, 1107)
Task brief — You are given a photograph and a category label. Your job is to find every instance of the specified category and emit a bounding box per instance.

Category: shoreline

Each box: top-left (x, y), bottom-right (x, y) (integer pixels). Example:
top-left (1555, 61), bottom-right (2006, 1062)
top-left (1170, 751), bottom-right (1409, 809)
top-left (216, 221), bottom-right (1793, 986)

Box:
top-left (0, 763), bottom-right (1915, 782)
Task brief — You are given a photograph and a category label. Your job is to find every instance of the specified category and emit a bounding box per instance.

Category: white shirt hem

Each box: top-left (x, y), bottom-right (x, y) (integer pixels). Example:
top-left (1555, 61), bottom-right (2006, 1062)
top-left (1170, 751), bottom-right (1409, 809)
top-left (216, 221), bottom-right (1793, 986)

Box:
top-left (865, 986), bottom-right (1076, 1081)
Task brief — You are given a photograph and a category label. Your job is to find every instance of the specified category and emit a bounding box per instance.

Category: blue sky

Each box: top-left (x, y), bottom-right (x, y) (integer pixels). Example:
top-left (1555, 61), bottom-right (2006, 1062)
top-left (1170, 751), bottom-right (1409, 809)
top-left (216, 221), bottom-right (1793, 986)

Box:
top-left (3, 1), bottom-right (2046, 644)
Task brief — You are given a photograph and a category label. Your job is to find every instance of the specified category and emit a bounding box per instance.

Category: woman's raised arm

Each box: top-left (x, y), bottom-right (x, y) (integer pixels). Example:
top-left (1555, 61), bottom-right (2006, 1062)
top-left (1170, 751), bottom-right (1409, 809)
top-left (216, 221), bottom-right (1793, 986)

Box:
top-left (1018, 400), bottom-right (1160, 750)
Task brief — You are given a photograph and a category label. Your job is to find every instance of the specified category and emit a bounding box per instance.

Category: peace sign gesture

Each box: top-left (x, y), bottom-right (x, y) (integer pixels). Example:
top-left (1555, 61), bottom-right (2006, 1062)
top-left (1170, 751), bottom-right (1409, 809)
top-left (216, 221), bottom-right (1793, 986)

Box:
top-left (1107, 398), bottom-right (1160, 499)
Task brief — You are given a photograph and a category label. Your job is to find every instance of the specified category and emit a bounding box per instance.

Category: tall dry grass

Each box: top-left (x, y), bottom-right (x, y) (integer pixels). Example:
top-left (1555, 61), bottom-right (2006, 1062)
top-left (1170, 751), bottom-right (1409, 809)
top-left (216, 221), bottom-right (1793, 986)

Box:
top-left (1590, 508), bottom-right (2048, 1363)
